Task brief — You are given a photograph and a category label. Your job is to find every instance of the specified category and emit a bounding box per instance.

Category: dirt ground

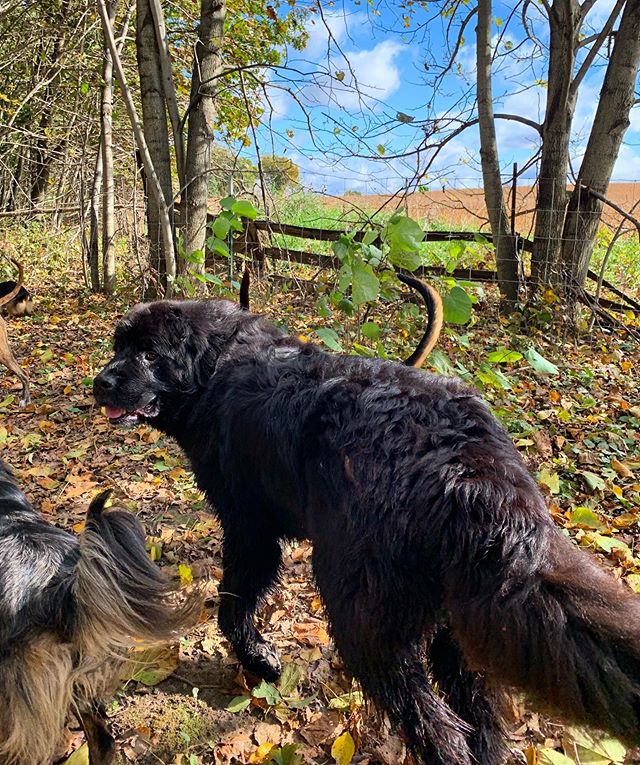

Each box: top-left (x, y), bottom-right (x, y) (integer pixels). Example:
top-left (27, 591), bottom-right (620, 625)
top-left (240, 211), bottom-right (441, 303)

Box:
top-left (1, 268), bottom-right (639, 765)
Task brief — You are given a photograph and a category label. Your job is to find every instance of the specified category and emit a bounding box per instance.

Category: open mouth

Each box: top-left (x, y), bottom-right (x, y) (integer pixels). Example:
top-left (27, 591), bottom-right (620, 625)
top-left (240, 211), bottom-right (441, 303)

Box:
top-left (104, 398), bottom-right (160, 425)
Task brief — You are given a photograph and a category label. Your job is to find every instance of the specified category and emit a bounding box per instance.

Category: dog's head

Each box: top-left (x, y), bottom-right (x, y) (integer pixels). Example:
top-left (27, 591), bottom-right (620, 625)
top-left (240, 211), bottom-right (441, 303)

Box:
top-left (93, 299), bottom-right (244, 427)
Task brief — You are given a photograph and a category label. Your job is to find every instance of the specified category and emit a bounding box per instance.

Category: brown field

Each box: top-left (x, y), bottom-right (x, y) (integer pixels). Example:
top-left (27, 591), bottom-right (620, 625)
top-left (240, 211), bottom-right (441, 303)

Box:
top-left (327, 182), bottom-right (640, 234)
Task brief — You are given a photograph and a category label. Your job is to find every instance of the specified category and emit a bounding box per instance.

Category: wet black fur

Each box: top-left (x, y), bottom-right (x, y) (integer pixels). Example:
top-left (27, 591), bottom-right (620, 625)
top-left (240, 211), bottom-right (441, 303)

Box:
top-left (94, 299), bottom-right (640, 765)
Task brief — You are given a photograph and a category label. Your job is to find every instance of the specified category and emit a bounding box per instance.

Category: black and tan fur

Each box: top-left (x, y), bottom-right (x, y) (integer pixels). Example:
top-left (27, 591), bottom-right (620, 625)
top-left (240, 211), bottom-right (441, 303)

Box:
top-left (0, 460), bottom-right (199, 765)
top-left (0, 260), bottom-right (30, 405)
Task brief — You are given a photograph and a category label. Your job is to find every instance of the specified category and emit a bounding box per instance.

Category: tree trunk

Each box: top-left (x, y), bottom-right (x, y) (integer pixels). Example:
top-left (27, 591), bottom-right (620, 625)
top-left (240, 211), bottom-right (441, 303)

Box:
top-left (561, 0), bottom-right (640, 288)
top-left (476, 0), bottom-right (519, 309)
top-left (531, 0), bottom-right (579, 286)
top-left (97, 0), bottom-right (177, 296)
top-left (28, 0), bottom-right (69, 211)
top-left (183, 0), bottom-right (226, 276)
top-left (100, 0), bottom-right (117, 294)
top-left (136, 0), bottom-right (174, 293)
top-left (89, 141), bottom-right (103, 292)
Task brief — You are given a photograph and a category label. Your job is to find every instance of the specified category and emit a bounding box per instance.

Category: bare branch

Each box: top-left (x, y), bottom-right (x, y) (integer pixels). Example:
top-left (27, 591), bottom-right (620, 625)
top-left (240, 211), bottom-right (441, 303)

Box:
top-left (579, 181), bottom-right (640, 239)
top-left (571, 0), bottom-right (625, 94)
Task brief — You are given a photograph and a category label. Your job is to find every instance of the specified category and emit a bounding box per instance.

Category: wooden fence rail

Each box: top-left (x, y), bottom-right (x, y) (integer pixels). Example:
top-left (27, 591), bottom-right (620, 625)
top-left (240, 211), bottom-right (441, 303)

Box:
top-left (194, 212), bottom-right (638, 316)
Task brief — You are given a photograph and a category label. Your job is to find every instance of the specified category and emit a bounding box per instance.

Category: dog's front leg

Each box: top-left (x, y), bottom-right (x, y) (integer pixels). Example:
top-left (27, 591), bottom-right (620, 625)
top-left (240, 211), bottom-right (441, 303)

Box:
top-left (217, 521), bottom-right (283, 682)
top-left (79, 704), bottom-right (115, 765)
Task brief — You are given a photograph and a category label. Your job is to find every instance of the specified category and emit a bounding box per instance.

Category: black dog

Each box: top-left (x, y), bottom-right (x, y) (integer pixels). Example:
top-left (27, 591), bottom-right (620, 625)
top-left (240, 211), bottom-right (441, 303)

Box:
top-left (0, 459), bottom-right (198, 765)
top-left (94, 299), bottom-right (640, 765)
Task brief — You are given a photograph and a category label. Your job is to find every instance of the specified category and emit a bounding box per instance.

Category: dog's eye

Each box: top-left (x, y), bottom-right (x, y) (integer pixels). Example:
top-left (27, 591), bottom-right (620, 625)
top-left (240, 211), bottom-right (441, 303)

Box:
top-left (142, 351), bottom-right (159, 362)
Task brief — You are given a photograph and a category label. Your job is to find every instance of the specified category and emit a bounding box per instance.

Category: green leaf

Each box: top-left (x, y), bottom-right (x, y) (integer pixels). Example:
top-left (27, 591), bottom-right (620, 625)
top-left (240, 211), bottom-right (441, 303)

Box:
top-left (252, 680), bottom-right (282, 706)
top-left (328, 691), bottom-right (365, 710)
top-left (202, 272), bottom-right (223, 285)
top-left (362, 228), bottom-right (379, 246)
top-left (569, 506), bottom-right (604, 529)
top-left (210, 237), bottom-right (230, 258)
top-left (525, 347), bottom-right (560, 375)
top-left (486, 347), bottom-right (523, 363)
top-left (592, 534), bottom-right (628, 554)
top-left (351, 257), bottom-right (380, 305)
top-left (389, 248), bottom-right (422, 271)
top-left (376, 144), bottom-right (386, 155)
top-left (442, 286), bottom-right (472, 325)
top-left (538, 468), bottom-right (560, 495)
top-left (278, 663), bottom-right (303, 696)
top-left (564, 727), bottom-right (626, 763)
top-left (231, 199), bottom-right (259, 219)
top-left (212, 215), bottom-right (231, 239)
top-left (267, 743), bottom-right (302, 765)
top-left (220, 196), bottom-right (235, 211)
top-left (315, 327), bottom-right (343, 352)
top-left (580, 471), bottom-right (605, 492)
top-left (538, 750), bottom-right (575, 765)
top-left (429, 349), bottom-right (455, 376)
top-left (80, 82), bottom-right (89, 95)
top-left (361, 322), bottom-right (381, 340)
top-left (473, 232), bottom-right (489, 244)
top-left (475, 363), bottom-right (512, 390)
top-left (226, 695), bottom-right (252, 713)
top-left (385, 215), bottom-right (425, 253)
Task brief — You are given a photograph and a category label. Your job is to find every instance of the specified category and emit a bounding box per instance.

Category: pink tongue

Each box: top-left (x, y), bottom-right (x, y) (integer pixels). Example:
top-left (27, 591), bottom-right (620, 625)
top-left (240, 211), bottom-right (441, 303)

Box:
top-left (105, 406), bottom-right (126, 419)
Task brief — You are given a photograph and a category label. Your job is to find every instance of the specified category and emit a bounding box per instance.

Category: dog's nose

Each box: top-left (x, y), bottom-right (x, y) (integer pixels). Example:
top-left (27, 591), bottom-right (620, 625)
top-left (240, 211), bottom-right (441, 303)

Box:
top-left (94, 370), bottom-right (116, 394)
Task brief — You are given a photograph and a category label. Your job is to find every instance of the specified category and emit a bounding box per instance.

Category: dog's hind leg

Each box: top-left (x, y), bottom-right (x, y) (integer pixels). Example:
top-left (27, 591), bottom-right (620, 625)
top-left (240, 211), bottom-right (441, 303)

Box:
top-left (312, 548), bottom-right (473, 765)
top-left (218, 517), bottom-right (283, 682)
top-left (0, 316), bottom-right (29, 405)
top-left (429, 627), bottom-right (508, 765)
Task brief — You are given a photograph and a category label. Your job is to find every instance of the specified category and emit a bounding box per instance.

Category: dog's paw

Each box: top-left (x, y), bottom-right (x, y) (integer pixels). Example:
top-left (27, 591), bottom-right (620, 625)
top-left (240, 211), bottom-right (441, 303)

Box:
top-left (239, 640), bottom-right (282, 682)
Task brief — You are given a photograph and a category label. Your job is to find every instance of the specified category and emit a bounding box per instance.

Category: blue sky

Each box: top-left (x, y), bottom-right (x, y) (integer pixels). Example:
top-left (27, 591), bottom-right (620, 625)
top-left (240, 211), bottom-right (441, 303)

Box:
top-left (252, 0), bottom-right (640, 194)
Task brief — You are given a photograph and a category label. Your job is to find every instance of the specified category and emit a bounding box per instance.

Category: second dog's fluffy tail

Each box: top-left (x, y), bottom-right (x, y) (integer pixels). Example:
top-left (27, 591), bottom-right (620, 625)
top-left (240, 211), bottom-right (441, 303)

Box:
top-left (75, 490), bottom-right (201, 655)
top-left (445, 475), bottom-right (640, 746)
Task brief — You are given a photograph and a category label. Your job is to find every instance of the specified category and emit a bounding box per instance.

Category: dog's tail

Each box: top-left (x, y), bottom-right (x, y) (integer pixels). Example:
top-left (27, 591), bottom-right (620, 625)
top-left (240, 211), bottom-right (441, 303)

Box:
top-left (74, 490), bottom-right (201, 655)
top-left (443, 467), bottom-right (640, 746)
top-left (397, 272), bottom-right (443, 368)
top-left (239, 267), bottom-right (250, 310)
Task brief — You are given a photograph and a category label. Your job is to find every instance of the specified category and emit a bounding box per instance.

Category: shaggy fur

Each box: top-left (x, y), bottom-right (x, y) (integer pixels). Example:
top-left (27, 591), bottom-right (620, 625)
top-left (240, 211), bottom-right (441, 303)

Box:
top-left (0, 460), bottom-right (199, 765)
top-left (94, 299), bottom-right (640, 765)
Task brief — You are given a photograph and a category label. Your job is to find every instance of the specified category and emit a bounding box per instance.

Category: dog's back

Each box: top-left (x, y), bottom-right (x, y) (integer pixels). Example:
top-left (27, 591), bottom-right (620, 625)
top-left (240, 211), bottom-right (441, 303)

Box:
top-left (0, 280), bottom-right (33, 316)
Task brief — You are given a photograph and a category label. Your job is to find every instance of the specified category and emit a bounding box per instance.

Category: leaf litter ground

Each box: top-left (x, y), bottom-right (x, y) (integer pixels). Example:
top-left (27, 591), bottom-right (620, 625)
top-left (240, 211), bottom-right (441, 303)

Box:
top-left (1, 270), bottom-right (639, 765)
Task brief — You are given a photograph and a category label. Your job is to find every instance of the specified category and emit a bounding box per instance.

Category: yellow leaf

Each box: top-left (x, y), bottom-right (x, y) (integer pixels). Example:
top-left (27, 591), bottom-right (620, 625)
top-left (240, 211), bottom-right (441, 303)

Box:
top-left (178, 563), bottom-right (193, 586)
top-left (249, 742), bottom-right (276, 763)
top-left (61, 743), bottom-right (89, 765)
top-left (331, 731), bottom-right (355, 765)
top-left (525, 745), bottom-right (538, 765)
top-left (64, 384), bottom-right (72, 395)
top-left (148, 542), bottom-right (163, 561)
